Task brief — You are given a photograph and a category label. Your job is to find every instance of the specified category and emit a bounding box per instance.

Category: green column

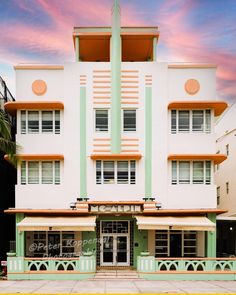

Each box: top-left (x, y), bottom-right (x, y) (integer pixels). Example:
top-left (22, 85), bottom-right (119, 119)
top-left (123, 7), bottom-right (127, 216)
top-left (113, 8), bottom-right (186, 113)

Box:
top-left (153, 37), bottom-right (157, 61)
top-left (75, 36), bottom-right (79, 62)
top-left (206, 213), bottom-right (216, 257)
top-left (111, 0), bottom-right (121, 153)
top-left (80, 87), bottom-right (87, 199)
top-left (145, 87), bottom-right (152, 199)
top-left (16, 213), bottom-right (24, 256)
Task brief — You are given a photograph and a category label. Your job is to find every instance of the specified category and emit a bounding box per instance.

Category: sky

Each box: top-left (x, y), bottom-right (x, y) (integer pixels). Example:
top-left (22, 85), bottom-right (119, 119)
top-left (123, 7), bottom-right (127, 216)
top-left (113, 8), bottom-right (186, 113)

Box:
top-left (0, 0), bottom-right (236, 103)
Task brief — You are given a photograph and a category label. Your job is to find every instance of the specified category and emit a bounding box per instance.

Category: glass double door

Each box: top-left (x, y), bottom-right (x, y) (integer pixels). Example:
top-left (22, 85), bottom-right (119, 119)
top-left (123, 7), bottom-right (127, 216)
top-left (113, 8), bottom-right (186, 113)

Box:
top-left (101, 235), bottom-right (129, 266)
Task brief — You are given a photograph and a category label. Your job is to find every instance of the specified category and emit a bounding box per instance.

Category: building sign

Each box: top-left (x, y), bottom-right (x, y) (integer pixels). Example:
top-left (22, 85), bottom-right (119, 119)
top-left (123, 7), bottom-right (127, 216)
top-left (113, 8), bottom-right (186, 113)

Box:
top-left (90, 204), bottom-right (142, 213)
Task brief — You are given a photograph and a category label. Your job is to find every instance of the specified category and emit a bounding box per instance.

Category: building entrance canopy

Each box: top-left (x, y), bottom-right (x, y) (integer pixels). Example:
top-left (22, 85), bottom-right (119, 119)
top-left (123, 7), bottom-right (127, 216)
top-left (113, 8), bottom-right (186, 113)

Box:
top-left (135, 216), bottom-right (215, 231)
top-left (17, 216), bottom-right (96, 231)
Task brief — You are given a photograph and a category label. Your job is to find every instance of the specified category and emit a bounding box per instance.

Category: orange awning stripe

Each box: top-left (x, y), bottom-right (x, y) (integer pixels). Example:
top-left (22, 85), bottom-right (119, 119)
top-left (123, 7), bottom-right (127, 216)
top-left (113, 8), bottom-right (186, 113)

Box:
top-left (90, 154), bottom-right (142, 160)
top-left (4, 101), bottom-right (64, 115)
top-left (168, 101), bottom-right (228, 116)
top-left (168, 154), bottom-right (227, 164)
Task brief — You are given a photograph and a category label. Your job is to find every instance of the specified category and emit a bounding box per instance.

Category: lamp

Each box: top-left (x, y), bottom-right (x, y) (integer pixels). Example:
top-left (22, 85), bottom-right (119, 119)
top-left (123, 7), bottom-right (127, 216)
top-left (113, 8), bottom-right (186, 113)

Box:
top-left (156, 203), bottom-right (162, 210)
top-left (70, 202), bottom-right (76, 210)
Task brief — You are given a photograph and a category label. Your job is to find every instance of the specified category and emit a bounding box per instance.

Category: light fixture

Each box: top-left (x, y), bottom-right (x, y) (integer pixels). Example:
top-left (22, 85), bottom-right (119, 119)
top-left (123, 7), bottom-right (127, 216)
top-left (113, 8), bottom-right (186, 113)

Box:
top-left (70, 202), bottom-right (76, 210)
top-left (156, 203), bottom-right (162, 210)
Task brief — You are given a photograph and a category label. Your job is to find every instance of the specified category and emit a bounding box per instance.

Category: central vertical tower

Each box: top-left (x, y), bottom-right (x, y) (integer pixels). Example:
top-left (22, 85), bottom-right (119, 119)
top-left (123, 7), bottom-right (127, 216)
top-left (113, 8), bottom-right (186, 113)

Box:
top-left (111, 0), bottom-right (121, 153)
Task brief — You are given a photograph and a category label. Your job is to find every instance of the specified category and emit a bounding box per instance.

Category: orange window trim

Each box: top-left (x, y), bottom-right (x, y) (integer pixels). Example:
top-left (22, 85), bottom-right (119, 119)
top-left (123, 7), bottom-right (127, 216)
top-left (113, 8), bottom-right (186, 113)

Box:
top-left (4, 101), bottom-right (64, 115)
top-left (168, 154), bottom-right (227, 164)
top-left (168, 101), bottom-right (228, 116)
top-left (90, 154), bottom-right (142, 160)
top-left (5, 154), bottom-right (64, 161)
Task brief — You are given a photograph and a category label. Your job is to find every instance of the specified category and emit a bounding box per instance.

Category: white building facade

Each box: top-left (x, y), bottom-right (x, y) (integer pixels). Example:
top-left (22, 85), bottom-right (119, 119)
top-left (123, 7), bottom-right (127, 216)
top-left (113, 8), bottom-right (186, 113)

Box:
top-left (5, 0), bottom-right (231, 280)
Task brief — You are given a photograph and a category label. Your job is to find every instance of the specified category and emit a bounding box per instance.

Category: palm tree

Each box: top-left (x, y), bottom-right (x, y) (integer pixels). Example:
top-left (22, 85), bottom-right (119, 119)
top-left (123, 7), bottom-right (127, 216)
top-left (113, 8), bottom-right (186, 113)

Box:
top-left (0, 110), bottom-right (17, 166)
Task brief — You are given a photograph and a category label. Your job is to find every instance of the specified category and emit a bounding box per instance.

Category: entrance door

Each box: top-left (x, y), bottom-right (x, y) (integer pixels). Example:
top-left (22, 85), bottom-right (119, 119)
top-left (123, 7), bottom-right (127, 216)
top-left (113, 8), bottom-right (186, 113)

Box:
top-left (48, 233), bottom-right (60, 257)
top-left (170, 233), bottom-right (182, 257)
top-left (100, 220), bottom-right (130, 266)
top-left (101, 235), bottom-right (129, 266)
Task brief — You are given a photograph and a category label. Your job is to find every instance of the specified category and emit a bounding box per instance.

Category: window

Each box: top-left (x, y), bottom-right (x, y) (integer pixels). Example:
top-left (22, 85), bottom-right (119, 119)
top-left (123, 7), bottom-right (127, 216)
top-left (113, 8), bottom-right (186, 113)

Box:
top-left (123, 110), bottom-right (136, 132)
top-left (226, 182), bottom-right (229, 194)
top-left (96, 161), bottom-right (136, 184)
top-left (42, 111), bottom-right (53, 133)
top-left (179, 161), bottom-right (190, 184)
top-left (226, 144), bottom-right (229, 156)
top-left (172, 161), bottom-right (211, 185)
top-left (155, 230), bottom-right (197, 257)
top-left (178, 111), bottom-right (190, 132)
top-left (21, 161), bottom-right (61, 185)
top-left (28, 111), bottom-right (39, 133)
top-left (217, 186), bottom-right (220, 205)
top-left (95, 110), bottom-right (108, 132)
top-left (21, 110), bottom-right (61, 134)
top-left (171, 110), bottom-right (211, 134)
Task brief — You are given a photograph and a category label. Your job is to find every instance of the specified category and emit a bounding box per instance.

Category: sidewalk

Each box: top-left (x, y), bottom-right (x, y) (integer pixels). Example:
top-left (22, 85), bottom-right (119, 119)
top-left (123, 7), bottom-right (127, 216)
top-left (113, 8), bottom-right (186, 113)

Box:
top-left (1, 279), bottom-right (236, 293)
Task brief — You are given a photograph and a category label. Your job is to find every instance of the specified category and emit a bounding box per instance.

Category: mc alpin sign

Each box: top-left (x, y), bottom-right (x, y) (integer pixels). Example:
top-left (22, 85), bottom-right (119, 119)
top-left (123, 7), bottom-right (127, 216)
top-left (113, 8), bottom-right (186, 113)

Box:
top-left (90, 204), bottom-right (142, 213)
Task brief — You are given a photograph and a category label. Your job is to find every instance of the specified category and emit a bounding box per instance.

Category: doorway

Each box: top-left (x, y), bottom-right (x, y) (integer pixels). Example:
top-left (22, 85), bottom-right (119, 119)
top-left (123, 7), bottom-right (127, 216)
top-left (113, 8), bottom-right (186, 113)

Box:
top-left (48, 233), bottom-right (60, 257)
top-left (100, 221), bottom-right (130, 266)
top-left (170, 232), bottom-right (182, 257)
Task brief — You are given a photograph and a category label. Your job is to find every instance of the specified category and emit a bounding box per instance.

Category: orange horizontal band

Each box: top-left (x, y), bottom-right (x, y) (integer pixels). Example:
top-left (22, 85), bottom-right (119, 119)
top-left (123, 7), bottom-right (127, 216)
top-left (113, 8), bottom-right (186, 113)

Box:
top-left (168, 64), bottom-right (217, 69)
top-left (14, 65), bottom-right (64, 70)
top-left (168, 101), bottom-right (228, 116)
top-left (4, 101), bottom-right (64, 115)
top-left (5, 154), bottom-right (64, 161)
top-left (90, 153), bottom-right (142, 160)
top-left (168, 154), bottom-right (227, 164)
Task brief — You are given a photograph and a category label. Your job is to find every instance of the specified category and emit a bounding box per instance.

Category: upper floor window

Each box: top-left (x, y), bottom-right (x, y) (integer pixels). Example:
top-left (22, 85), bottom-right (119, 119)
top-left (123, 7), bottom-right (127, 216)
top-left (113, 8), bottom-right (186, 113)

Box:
top-left (21, 110), bottom-right (60, 134)
top-left (217, 186), bottom-right (220, 205)
top-left (226, 182), bottom-right (229, 194)
top-left (95, 109), bottom-right (108, 132)
top-left (171, 110), bottom-right (211, 134)
top-left (96, 160), bottom-right (136, 184)
top-left (123, 110), bottom-right (136, 132)
top-left (21, 161), bottom-right (60, 185)
top-left (171, 161), bottom-right (211, 185)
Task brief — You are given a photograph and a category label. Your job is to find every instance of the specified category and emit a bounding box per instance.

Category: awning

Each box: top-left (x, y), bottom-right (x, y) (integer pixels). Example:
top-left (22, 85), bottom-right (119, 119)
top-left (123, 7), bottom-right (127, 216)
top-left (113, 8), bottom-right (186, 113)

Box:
top-left (17, 216), bottom-right (96, 231)
top-left (135, 216), bottom-right (215, 231)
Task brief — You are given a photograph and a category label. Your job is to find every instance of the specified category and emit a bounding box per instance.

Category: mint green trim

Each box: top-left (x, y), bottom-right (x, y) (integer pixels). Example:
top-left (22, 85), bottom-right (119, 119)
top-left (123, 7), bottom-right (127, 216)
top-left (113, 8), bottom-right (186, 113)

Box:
top-left (145, 87), bottom-right (152, 199)
top-left (153, 37), bottom-right (157, 61)
top-left (111, 0), bottom-right (121, 153)
top-left (80, 87), bottom-right (87, 198)
top-left (206, 213), bottom-right (216, 257)
top-left (75, 36), bottom-right (79, 62)
top-left (16, 213), bottom-right (24, 256)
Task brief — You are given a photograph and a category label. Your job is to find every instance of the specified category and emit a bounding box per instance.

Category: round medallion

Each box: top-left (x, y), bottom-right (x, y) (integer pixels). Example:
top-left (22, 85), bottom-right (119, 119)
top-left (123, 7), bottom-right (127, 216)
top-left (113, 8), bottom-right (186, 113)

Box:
top-left (32, 80), bottom-right (47, 96)
top-left (184, 79), bottom-right (200, 95)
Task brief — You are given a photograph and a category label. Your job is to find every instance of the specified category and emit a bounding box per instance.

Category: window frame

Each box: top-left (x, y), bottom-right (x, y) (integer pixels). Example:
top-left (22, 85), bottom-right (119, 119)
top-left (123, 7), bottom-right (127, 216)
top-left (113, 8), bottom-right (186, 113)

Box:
top-left (122, 109), bottom-right (137, 132)
top-left (94, 109), bottom-right (109, 133)
top-left (171, 161), bottom-right (212, 185)
top-left (20, 110), bottom-right (61, 134)
top-left (171, 109), bottom-right (212, 134)
top-left (96, 160), bottom-right (136, 185)
top-left (20, 161), bottom-right (61, 185)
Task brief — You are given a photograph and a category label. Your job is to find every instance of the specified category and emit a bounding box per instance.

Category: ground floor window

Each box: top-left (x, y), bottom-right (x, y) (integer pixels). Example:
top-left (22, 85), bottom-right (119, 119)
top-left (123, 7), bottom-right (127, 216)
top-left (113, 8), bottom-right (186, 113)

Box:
top-left (155, 230), bottom-right (197, 257)
top-left (27, 231), bottom-right (75, 257)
